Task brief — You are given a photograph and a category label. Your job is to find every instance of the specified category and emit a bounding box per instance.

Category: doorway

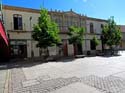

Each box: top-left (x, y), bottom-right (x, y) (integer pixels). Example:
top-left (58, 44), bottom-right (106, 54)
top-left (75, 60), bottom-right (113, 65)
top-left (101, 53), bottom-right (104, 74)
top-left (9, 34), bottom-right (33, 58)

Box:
top-left (74, 43), bottom-right (83, 55)
top-left (62, 40), bottom-right (68, 56)
top-left (11, 45), bottom-right (27, 58)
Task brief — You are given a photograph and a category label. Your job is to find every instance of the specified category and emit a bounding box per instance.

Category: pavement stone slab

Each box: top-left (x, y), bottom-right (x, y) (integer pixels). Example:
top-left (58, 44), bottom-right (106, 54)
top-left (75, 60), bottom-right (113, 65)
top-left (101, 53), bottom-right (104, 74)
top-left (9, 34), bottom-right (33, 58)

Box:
top-left (112, 72), bottom-right (125, 79)
top-left (50, 82), bottom-right (101, 93)
top-left (22, 79), bottom-right (40, 87)
top-left (0, 69), bottom-right (8, 93)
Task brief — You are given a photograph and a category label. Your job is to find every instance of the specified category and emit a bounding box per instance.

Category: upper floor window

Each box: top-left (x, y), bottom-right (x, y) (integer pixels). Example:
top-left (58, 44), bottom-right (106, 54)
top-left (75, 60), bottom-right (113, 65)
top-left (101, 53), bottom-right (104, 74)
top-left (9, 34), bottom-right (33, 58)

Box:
top-left (13, 14), bottom-right (23, 30)
top-left (101, 24), bottom-right (104, 29)
top-left (90, 23), bottom-right (94, 33)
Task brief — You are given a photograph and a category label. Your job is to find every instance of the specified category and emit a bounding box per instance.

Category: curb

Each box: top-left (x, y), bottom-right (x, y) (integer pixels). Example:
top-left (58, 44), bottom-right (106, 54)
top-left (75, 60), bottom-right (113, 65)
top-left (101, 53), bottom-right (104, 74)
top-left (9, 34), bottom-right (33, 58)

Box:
top-left (4, 70), bottom-right (11, 93)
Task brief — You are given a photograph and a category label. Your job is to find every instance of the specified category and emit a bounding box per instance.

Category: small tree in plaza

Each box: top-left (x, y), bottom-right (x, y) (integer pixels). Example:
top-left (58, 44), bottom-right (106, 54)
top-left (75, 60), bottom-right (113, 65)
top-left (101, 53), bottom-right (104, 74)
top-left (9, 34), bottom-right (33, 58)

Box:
top-left (32, 8), bottom-right (61, 57)
top-left (102, 16), bottom-right (122, 54)
top-left (92, 36), bottom-right (100, 48)
top-left (68, 26), bottom-right (85, 55)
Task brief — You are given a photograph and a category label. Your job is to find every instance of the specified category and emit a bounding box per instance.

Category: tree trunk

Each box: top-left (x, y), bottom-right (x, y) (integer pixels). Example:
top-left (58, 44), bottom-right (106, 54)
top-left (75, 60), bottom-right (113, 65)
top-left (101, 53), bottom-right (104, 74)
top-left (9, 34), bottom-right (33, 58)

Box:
top-left (47, 47), bottom-right (49, 57)
top-left (73, 43), bottom-right (77, 56)
top-left (110, 46), bottom-right (114, 55)
top-left (40, 48), bottom-right (43, 56)
top-left (42, 47), bottom-right (49, 60)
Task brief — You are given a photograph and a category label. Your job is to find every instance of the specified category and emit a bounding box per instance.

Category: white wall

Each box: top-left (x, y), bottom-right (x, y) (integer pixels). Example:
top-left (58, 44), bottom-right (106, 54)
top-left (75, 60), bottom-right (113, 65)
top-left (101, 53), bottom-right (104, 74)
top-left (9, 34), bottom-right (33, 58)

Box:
top-left (27, 40), bottom-right (31, 57)
top-left (3, 7), bottom-right (107, 57)
top-left (48, 46), bottom-right (57, 56)
top-left (33, 41), bottom-right (40, 57)
top-left (86, 20), bottom-right (107, 34)
top-left (3, 9), bottom-right (40, 31)
top-left (68, 44), bottom-right (74, 56)
top-left (8, 31), bottom-right (31, 40)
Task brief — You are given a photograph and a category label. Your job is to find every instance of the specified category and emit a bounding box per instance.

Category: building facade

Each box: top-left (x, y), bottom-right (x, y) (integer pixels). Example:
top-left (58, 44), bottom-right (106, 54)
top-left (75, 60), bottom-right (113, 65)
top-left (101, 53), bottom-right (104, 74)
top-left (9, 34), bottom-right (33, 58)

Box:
top-left (3, 5), bottom-right (107, 58)
top-left (119, 25), bottom-right (125, 49)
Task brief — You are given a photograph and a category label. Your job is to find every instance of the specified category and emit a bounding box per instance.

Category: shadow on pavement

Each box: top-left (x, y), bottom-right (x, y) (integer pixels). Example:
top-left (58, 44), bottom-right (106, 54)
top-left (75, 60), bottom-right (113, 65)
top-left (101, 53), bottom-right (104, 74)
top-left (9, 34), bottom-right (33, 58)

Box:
top-left (98, 54), bottom-right (121, 58)
top-left (0, 57), bottom-right (76, 70)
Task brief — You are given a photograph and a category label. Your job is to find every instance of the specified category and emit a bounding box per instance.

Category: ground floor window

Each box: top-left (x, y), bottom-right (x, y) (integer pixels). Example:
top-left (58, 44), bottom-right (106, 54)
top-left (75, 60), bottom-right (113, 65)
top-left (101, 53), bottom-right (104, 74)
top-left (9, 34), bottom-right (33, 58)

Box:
top-left (10, 40), bottom-right (27, 58)
top-left (90, 40), bottom-right (96, 50)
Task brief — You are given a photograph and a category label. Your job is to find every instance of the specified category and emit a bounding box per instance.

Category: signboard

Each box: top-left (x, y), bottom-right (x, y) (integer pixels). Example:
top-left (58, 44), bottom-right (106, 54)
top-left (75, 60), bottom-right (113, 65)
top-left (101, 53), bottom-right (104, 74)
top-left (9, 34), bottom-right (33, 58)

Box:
top-left (10, 41), bottom-right (27, 45)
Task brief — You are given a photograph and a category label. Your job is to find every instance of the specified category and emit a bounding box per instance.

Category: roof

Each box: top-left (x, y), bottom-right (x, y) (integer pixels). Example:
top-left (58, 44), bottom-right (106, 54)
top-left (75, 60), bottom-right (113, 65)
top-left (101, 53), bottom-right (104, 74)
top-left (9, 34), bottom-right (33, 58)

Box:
top-left (3, 5), bottom-right (107, 22)
top-left (119, 25), bottom-right (125, 32)
top-left (87, 17), bottom-right (107, 22)
top-left (3, 5), bottom-right (40, 13)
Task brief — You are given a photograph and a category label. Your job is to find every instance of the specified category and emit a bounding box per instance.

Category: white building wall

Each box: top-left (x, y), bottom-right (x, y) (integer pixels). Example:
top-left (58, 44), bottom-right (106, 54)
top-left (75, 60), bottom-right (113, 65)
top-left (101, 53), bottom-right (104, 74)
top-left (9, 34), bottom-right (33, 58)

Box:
top-left (3, 6), bottom-right (107, 57)
top-left (86, 40), bottom-right (91, 50)
top-left (33, 41), bottom-right (40, 57)
top-left (85, 20), bottom-right (107, 52)
top-left (68, 44), bottom-right (74, 56)
top-left (48, 46), bottom-right (57, 56)
top-left (3, 9), bottom-right (41, 58)
top-left (86, 20), bottom-right (106, 34)
top-left (8, 32), bottom-right (31, 40)
top-left (3, 10), bottom-right (40, 31)
top-left (27, 40), bottom-right (31, 58)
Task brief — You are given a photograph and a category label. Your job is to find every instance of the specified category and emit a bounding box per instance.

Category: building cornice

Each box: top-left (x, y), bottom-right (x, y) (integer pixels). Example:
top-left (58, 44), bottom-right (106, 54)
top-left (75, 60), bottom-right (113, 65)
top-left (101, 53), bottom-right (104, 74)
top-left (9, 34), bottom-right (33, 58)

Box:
top-left (3, 5), bottom-right (40, 13)
top-left (87, 17), bottom-right (107, 22)
top-left (7, 30), bottom-right (102, 35)
top-left (3, 5), bottom-right (107, 22)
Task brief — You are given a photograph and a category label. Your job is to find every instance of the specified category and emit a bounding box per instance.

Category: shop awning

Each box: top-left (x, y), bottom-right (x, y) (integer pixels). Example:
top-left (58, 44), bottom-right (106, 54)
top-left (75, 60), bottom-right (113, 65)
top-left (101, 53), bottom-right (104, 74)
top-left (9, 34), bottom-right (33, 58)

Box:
top-left (0, 21), bottom-right (8, 45)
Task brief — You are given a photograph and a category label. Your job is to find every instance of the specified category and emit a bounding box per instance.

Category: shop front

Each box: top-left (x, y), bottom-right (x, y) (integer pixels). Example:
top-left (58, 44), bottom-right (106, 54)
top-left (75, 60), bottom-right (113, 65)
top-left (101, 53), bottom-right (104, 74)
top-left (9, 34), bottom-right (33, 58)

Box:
top-left (10, 40), bottom-right (27, 58)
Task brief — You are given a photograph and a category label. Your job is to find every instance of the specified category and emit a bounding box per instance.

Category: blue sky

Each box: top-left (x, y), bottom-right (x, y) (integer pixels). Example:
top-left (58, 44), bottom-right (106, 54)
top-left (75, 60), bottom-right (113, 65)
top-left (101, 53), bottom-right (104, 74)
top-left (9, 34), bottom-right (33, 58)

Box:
top-left (3, 0), bottom-right (125, 25)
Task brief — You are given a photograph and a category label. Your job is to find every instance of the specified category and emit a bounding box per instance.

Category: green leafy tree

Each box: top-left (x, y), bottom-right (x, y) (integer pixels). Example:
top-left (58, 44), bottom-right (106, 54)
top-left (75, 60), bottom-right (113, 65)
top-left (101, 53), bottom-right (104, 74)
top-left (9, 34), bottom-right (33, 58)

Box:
top-left (92, 36), bottom-right (100, 47)
top-left (68, 26), bottom-right (85, 44)
top-left (32, 8), bottom-right (61, 56)
top-left (68, 26), bottom-right (85, 55)
top-left (102, 16), bottom-right (122, 50)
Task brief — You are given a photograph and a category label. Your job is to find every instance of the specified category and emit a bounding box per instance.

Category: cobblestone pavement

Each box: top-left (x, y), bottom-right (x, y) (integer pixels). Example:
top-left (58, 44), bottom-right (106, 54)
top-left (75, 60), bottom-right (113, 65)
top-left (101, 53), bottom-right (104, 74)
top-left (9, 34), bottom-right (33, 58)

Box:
top-left (9, 51), bottom-right (125, 93)
top-left (81, 75), bottom-right (125, 93)
top-left (0, 70), bottom-right (7, 93)
top-left (11, 68), bottom-right (80, 93)
top-left (0, 63), bottom-right (9, 93)
top-left (10, 69), bottom-right (125, 93)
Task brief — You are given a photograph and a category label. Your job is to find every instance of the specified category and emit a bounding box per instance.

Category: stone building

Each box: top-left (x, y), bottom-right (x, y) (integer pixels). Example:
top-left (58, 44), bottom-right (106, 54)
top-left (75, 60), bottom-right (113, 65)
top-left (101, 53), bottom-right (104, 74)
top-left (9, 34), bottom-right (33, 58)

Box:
top-left (2, 5), bottom-right (107, 58)
top-left (119, 25), bottom-right (125, 49)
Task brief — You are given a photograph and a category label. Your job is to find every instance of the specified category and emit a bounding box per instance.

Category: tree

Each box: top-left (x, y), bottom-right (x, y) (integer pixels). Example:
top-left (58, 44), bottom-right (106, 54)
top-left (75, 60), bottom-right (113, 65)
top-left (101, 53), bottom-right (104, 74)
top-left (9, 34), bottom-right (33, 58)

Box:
top-left (102, 17), bottom-right (122, 50)
top-left (92, 36), bottom-right (100, 48)
top-left (32, 8), bottom-right (61, 57)
top-left (68, 26), bottom-right (85, 55)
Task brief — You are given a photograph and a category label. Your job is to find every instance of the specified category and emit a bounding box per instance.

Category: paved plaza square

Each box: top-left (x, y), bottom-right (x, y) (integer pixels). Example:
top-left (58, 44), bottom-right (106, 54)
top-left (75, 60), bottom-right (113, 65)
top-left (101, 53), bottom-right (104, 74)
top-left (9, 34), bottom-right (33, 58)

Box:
top-left (1, 51), bottom-right (125, 93)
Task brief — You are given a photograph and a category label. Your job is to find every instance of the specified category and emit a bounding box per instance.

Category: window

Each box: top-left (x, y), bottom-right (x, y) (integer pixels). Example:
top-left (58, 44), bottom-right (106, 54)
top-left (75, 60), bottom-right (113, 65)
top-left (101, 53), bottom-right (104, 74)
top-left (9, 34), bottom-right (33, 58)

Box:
top-left (13, 14), bottom-right (23, 30)
top-left (80, 20), bottom-right (85, 27)
top-left (38, 17), bottom-right (40, 21)
top-left (101, 24), bottom-right (104, 28)
top-left (90, 40), bottom-right (96, 50)
top-left (90, 23), bottom-right (94, 33)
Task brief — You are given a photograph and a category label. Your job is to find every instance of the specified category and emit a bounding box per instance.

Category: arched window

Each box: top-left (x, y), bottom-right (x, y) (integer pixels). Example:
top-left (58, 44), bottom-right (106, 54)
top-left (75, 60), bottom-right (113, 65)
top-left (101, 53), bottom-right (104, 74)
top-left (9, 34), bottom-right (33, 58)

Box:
top-left (13, 14), bottom-right (23, 30)
top-left (90, 23), bottom-right (94, 33)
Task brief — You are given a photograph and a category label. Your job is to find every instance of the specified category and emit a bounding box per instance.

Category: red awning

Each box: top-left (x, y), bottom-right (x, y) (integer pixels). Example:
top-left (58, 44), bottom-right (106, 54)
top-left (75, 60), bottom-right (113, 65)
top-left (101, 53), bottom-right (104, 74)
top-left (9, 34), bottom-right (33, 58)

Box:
top-left (0, 21), bottom-right (8, 45)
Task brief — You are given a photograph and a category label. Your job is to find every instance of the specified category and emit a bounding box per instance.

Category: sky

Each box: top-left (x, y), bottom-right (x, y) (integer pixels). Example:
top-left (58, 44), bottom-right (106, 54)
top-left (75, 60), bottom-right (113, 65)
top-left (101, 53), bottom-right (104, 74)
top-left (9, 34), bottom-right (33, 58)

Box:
top-left (3, 0), bottom-right (125, 25)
